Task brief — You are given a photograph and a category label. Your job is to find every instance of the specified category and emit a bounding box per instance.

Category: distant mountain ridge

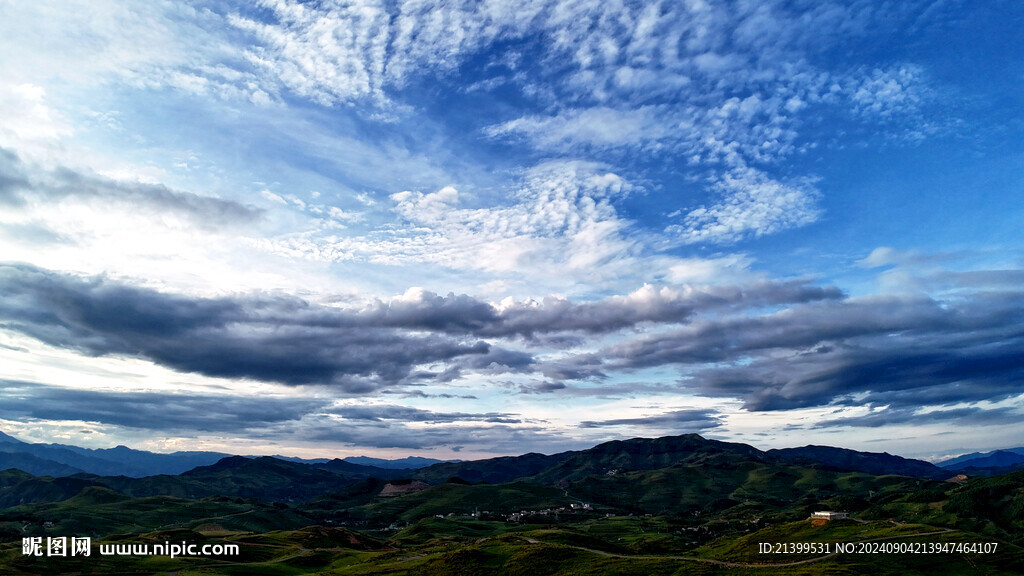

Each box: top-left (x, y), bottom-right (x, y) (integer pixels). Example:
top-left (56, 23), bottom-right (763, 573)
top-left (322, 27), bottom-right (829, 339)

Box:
top-left (314, 459), bottom-right (411, 480)
top-left (344, 456), bottom-right (452, 469)
top-left (0, 430), bottom-right (455, 478)
top-left (0, 431), bottom-right (22, 444)
top-left (0, 452), bottom-right (84, 477)
top-left (939, 448), bottom-right (1024, 470)
top-left (0, 431), bottom-right (230, 477)
top-left (767, 445), bottom-right (949, 480)
top-left (0, 429), bottom-right (961, 488)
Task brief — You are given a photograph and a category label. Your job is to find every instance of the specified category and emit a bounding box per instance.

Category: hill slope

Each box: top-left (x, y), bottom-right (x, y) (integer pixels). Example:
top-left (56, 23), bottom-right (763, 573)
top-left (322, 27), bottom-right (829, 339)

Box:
top-left (0, 451), bottom-right (84, 477)
top-left (413, 451), bottom-right (577, 484)
top-left (767, 445), bottom-right (948, 479)
top-left (90, 456), bottom-right (358, 502)
top-left (534, 434), bottom-right (766, 484)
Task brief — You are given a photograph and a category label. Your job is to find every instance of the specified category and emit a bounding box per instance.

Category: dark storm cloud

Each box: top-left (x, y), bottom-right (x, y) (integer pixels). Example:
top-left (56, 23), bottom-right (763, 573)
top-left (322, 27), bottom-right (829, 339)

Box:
top-left (420, 347), bottom-right (538, 383)
top-left (0, 147), bottom-right (261, 227)
top-left (517, 381), bottom-right (567, 394)
top-left (462, 281), bottom-right (842, 338)
top-left (580, 289), bottom-right (1024, 411)
top-left (684, 345), bottom-right (1024, 412)
top-left (814, 405), bottom-right (1024, 429)
top-left (3, 260), bottom-right (1021, 413)
top-left (692, 348), bottom-right (1024, 412)
top-left (599, 295), bottom-right (966, 369)
top-left (0, 379), bottom-right (324, 432)
top-left (297, 417), bottom-right (574, 453)
top-left (506, 379), bottom-right (679, 398)
top-left (579, 408), bottom-right (722, 431)
top-left (0, 263), bottom-right (842, 390)
top-left (0, 380), bottom-right (540, 446)
top-left (382, 390), bottom-right (478, 400)
top-left (301, 280), bottom-right (840, 339)
top-left (328, 404), bottom-right (520, 424)
top-left (0, 263), bottom-right (490, 390)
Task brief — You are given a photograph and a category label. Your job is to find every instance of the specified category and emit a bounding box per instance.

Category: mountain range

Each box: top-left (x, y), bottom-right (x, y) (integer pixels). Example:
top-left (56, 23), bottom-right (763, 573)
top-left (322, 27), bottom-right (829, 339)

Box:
top-left (0, 431), bottom-right (447, 477)
top-left (3, 431), bottom-right (1024, 576)
top-left (0, 429), bottom-right (968, 484)
top-left (937, 447), bottom-right (1024, 475)
top-left (766, 445), bottom-right (949, 479)
top-left (19, 429), bottom-right (1024, 484)
top-left (0, 431), bottom-right (229, 477)
top-left (0, 431), bottom-right (966, 511)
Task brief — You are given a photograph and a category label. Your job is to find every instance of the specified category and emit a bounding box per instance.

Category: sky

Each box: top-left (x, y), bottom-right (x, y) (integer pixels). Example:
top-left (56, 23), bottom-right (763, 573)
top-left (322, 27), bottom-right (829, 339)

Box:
top-left (0, 0), bottom-right (1021, 462)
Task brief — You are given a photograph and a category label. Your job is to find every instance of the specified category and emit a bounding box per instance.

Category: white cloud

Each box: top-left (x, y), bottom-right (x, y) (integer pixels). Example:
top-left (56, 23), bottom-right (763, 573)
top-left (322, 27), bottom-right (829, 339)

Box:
top-left (261, 189), bottom-right (288, 204)
top-left (225, 0), bottom-right (870, 107)
top-left (0, 84), bottom-right (72, 143)
top-left (0, 1), bottom-right (266, 101)
top-left (669, 166), bottom-right (821, 244)
top-left (0, 84), bottom-right (75, 167)
top-left (1, 0), bottom-right (933, 124)
top-left (849, 65), bottom-right (929, 119)
top-left (229, 0), bottom-right (392, 105)
top-left (664, 254), bottom-right (757, 285)
top-left (255, 160), bottom-right (655, 293)
top-left (485, 106), bottom-right (673, 150)
top-left (0, 0), bottom-right (942, 300)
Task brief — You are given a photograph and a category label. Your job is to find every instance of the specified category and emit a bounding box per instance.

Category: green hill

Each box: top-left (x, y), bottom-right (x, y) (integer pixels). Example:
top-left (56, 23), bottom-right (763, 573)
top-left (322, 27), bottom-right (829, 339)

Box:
top-left (533, 434), bottom-right (767, 484)
top-left (767, 445), bottom-right (948, 479)
top-left (0, 475), bottom-right (102, 507)
top-left (90, 455), bottom-right (359, 502)
top-left (413, 452), bottom-right (576, 485)
top-left (863, 469), bottom-right (1024, 545)
top-left (310, 480), bottom-right (570, 524)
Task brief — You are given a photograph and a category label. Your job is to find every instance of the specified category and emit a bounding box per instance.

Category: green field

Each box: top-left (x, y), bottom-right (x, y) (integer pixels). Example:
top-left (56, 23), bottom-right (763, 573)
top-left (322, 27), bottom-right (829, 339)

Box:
top-left (3, 516), bottom-right (1022, 575)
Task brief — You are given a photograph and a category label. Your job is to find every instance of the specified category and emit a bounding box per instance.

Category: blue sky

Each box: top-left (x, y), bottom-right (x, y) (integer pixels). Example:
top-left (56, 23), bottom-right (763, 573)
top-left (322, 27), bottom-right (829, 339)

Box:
top-left (0, 0), bottom-right (1021, 461)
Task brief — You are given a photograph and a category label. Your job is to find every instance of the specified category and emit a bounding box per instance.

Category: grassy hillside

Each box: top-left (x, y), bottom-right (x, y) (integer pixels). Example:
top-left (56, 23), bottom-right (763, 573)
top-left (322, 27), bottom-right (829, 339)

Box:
top-left (862, 470), bottom-right (1024, 546)
top-left (317, 480), bottom-right (571, 524)
top-left (564, 453), bottom-right (929, 521)
top-left (86, 456), bottom-right (358, 503)
top-left (0, 475), bottom-right (103, 507)
top-left (3, 518), bottom-right (1021, 576)
top-left (1, 488), bottom-right (312, 538)
top-left (413, 452), bottom-right (576, 485)
top-left (767, 445), bottom-right (948, 479)
top-left (533, 434), bottom-right (766, 483)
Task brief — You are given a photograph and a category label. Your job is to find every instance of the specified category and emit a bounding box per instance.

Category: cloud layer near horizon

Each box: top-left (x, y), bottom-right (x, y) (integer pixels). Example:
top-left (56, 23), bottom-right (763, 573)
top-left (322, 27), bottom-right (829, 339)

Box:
top-left (1, 259), bottom-right (1021, 452)
top-left (0, 262), bottom-right (840, 389)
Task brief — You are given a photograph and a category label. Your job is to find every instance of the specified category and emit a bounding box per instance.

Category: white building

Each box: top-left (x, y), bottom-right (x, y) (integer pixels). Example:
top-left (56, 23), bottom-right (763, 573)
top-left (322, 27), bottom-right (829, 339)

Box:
top-left (810, 511), bottom-right (849, 520)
